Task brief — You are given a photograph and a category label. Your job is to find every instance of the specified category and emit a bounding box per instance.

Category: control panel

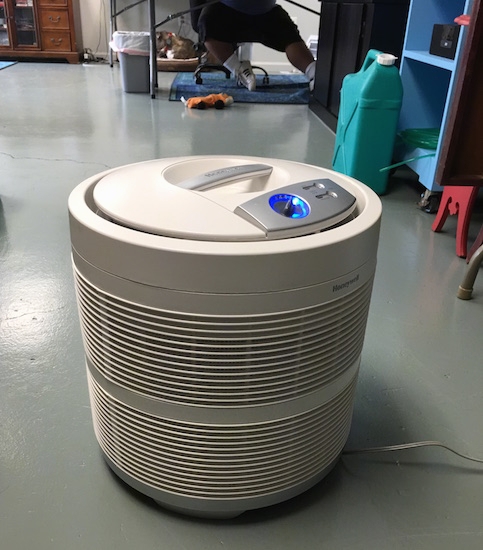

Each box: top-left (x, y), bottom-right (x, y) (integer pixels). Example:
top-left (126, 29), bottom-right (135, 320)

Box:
top-left (235, 179), bottom-right (356, 239)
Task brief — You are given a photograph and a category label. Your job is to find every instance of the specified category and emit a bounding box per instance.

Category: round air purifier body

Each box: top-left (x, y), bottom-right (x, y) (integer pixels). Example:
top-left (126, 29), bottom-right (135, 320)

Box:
top-left (68, 156), bottom-right (382, 518)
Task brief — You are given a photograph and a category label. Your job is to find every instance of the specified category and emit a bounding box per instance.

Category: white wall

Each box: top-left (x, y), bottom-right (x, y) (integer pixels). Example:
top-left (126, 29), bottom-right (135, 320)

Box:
top-left (79, 0), bottom-right (320, 72)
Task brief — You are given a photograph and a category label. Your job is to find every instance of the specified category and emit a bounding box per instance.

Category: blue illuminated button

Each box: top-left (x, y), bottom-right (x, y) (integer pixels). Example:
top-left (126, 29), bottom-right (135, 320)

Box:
top-left (269, 194), bottom-right (310, 219)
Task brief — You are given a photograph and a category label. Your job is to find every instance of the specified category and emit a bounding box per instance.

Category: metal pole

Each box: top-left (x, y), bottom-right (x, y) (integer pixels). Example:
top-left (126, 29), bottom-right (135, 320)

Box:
top-left (283, 0), bottom-right (320, 16)
top-left (149, 0), bottom-right (157, 98)
top-left (109, 0), bottom-right (115, 67)
top-left (149, 0), bottom-right (222, 98)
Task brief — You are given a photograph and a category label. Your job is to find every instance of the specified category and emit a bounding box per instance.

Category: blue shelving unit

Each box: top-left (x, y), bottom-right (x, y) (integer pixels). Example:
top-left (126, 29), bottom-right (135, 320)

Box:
top-left (398, 0), bottom-right (473, 191)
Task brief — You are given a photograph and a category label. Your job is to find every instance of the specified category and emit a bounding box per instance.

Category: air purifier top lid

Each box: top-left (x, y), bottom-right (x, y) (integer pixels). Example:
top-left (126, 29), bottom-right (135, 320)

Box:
top-left (93, 157), bottom-right (357, 242)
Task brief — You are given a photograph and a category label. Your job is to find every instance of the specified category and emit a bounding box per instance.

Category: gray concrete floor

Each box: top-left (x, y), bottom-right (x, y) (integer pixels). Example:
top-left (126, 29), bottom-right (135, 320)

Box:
top-left (1, 62), bottom-right (482, 550)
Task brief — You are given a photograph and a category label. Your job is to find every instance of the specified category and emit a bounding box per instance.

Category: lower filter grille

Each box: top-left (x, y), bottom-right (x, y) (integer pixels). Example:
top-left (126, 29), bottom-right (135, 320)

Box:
top-left (88, 371), bottom-right (357, 499)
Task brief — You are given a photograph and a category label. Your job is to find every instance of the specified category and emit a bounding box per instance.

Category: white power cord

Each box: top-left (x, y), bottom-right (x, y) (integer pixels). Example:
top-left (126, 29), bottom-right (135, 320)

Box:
top-left (343, 441), bottom-right (483, 464)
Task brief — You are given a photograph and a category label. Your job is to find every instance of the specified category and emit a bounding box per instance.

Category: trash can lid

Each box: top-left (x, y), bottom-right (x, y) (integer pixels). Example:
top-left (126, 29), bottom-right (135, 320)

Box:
top-left (111, 31), bottom-right (150, 53)
top-left (93, 157), bottom-right (357, 242)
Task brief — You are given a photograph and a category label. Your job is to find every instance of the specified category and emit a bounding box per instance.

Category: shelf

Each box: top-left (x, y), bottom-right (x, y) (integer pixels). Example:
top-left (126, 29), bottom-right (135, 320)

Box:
top-left (399, 59), bottom-right (451, 129)
top-left (403, 0), bottom-right (468, 51)
top-left (397, 0), bottom-right (472, 192)
top-left (399, 147), bottom-right (440, 190)
top-left (403, 49), bottom-right (455, 70)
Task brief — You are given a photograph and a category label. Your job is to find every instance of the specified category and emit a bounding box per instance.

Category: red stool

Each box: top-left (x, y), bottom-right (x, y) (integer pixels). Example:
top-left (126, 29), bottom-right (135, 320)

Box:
top-left (431, 186), bottom-right (479, 258)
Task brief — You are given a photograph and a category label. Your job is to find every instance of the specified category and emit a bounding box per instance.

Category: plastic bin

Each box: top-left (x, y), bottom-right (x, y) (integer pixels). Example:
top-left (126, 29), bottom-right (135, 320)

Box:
top-left (110, 31), bottom-right (150, 93)
top-left (332, 50), bottom-right (403, 195)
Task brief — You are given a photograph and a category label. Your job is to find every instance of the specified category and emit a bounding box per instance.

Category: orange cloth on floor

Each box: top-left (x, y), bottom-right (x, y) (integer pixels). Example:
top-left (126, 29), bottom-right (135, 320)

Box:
top-left (182, 93), bottom-right (234, 109)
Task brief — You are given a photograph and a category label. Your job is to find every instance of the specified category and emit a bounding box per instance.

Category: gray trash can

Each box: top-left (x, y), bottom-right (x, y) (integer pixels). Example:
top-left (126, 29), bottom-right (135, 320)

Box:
top-left (110, 31), bottom-right (150, 93)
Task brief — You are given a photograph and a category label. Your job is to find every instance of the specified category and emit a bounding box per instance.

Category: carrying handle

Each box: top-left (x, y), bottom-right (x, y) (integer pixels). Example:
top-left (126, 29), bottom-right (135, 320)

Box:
top-left (178, 164), bottom-right (273, 191)
top-left (361, 49), bottom-right (383, 71)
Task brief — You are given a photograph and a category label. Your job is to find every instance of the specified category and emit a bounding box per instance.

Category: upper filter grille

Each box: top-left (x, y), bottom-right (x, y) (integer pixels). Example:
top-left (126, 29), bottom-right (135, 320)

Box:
top-left (74, 268), bottom-right (373, 407)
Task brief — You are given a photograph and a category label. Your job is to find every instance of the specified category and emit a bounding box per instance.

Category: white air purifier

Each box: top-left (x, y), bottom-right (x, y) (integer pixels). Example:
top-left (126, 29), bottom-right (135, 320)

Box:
top-left (68, 155), bottom-right (382, 518)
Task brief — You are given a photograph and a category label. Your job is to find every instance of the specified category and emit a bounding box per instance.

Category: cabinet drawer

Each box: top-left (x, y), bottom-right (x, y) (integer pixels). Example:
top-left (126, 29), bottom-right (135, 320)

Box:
top-left (38, 0), bottom-right (68, 6)
top-left (40, 9), bottom-right (70, 30)
top-left (42, 30), bottom-right (72, 51)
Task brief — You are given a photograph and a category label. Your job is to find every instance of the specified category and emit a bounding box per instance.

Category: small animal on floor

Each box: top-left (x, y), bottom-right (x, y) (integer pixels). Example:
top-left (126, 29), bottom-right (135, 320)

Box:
top-left (156, 31), bottom-right (197, 59)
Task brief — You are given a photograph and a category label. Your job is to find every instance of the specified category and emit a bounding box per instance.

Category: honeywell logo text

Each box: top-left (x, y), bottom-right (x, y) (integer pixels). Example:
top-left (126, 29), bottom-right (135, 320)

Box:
top-left (204, 168), bottom-right (238, 178)
top-left (333, 274), bottom-right (360, 293)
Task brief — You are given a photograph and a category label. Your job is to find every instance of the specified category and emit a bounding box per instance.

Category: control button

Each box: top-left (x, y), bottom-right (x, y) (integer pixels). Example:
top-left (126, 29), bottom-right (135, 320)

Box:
top-left (316, 190), bottom-right (338, 200)
top-left (269, 194), bottom-right (310, 219)
top-left (303, 182), bottom-right (327, 194)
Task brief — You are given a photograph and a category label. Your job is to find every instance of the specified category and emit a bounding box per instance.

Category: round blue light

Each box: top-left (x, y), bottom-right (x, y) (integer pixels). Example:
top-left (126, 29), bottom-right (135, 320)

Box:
top-left (269, 193), bottom-right (310, 219)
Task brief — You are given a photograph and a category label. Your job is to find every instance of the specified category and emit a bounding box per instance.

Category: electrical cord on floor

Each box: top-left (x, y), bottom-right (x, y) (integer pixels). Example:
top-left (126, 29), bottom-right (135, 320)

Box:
top-left (83, 48), bottom-right (108, 64)
top-left (342, 441), bottom-right (483, 465)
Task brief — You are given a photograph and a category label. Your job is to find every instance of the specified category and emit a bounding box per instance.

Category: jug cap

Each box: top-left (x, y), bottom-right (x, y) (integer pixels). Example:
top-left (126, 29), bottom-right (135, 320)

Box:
top-left (376, 53), bottom-right (397, 66)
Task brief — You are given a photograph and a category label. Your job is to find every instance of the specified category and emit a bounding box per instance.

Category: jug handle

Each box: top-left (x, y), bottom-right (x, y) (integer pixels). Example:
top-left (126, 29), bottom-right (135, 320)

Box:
top-left (361, 49), bottom-right (382, 71)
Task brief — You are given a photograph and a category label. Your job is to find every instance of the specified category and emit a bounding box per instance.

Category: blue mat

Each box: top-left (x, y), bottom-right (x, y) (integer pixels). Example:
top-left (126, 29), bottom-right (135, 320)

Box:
top-left (169, 71), bottom-right (310, 104)
top-left (0, 61), bottom-right (17, 71)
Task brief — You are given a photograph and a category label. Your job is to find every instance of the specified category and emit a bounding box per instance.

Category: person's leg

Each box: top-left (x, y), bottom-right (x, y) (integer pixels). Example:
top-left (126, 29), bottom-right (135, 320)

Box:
top-left (203, 38), bottom-right (237, 63)
top-left (259, 6), bottom-right (316, 89)
top-left (285, 41), bottom-right (315, 74)
top-left (206, 43), bottom-right (255, 92)
top-left (198, 5), bottom-right (257, 91)
top-left (285, 41), bottom-right (316, 90)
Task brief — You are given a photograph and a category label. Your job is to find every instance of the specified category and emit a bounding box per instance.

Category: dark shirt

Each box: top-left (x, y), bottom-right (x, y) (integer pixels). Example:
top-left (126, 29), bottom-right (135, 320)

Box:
top-left (221, 1), bottom-right (277, 15)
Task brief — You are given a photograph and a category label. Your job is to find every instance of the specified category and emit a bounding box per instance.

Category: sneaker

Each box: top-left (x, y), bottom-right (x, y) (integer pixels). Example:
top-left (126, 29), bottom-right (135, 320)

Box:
top-left (305, 61), bottom-right (316, 92)
top-left (236, 61), bottom-right (256, 91)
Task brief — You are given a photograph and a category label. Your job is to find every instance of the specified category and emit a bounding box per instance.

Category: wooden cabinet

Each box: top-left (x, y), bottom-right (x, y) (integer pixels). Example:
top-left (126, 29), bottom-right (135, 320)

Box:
top-left (0, 0), bottom-right (82, 63)
top-left (310, 0), bottom-right (409, 131)
top-left (436, 0), bottom-right (482, 187)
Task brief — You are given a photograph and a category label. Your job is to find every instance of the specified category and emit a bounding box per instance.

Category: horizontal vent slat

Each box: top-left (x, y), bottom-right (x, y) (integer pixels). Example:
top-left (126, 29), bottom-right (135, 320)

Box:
top-left (89, 373), bottom-right (355, 499)
top-left (75, 268), bottom-right (372, 406)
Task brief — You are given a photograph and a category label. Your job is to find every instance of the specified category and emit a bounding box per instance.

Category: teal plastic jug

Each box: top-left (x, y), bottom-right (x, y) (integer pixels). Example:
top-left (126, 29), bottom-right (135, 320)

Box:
top-left (332, 50), bottom-right (403, 195)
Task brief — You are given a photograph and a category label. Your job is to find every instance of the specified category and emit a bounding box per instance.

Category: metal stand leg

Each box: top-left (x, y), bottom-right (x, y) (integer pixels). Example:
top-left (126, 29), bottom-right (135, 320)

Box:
top-left (109, 0), bottom-right (116, 67)
top-left (457, 243), bottom-right (483, 300)
top-left (149, 0), bottom-right (157, 99)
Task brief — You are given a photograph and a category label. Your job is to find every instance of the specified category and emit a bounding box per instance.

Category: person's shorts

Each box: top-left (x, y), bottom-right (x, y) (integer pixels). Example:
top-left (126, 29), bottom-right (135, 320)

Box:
top-left (197, 4), bottom-right (303, 51)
